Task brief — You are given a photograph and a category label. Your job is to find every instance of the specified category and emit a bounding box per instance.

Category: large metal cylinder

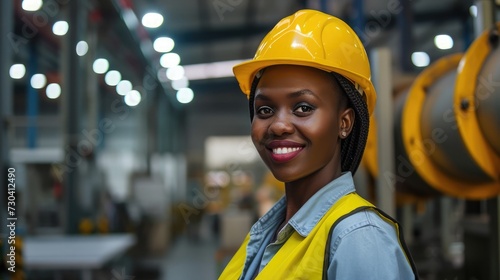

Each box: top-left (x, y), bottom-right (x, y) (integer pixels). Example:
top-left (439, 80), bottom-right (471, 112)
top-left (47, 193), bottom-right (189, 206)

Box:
top-left (420, 70), bottom-right (492, 182)
top-left (394, 90), bottom-right (439, 197)
top-left (476, 44), bottom-right (500, 155)
top-left (362, 24), bottom-right (500, 200)
top-left (394, 25), bottom-right (500, 199)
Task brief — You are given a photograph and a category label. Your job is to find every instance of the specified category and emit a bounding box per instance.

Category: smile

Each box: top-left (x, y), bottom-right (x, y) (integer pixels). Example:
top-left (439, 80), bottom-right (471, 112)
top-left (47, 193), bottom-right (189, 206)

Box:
top-left (269, 146), bottom-right (303, 162)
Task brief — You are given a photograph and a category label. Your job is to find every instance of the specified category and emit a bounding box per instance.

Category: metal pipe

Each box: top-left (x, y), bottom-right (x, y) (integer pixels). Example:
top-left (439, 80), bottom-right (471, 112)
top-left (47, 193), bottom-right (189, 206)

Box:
top-left (62, 0), bottom-right (85, 234)
top-left (372, 47), bottom-right (395, 216)
top-left (27, 44), bottom-right (39, 148)
top-left (0, 0), bottom-right (14, 257)
top-left (474, 0), bottom-right (496, 38)
top-left (398, 0), bottom-right (414, 72)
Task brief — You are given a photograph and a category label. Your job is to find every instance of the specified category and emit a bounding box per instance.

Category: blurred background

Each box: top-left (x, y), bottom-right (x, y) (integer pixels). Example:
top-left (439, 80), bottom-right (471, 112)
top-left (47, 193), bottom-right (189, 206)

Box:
top-left (0, 0), bottom-right (500, 279)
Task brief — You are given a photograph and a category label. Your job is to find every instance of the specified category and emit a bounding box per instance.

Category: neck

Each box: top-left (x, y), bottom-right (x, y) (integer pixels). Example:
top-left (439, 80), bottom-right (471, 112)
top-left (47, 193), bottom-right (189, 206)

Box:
top-left (283, 168), bottom-right (342, 222)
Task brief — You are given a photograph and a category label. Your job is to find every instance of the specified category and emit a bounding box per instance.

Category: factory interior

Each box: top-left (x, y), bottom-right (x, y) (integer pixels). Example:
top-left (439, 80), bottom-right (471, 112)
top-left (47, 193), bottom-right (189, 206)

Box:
top-left (1, 0), bottom-right (500, 279)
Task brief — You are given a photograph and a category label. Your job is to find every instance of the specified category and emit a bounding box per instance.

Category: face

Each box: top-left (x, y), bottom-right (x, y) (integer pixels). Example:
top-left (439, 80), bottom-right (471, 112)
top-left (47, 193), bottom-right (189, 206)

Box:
top-left (251, 65), bottom-right (354, 183)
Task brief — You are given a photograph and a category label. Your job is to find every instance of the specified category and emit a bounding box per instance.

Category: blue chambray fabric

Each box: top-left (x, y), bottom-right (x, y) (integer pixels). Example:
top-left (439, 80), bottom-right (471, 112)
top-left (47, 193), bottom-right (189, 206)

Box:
top-left (239, 172), bottom-right (415, 280)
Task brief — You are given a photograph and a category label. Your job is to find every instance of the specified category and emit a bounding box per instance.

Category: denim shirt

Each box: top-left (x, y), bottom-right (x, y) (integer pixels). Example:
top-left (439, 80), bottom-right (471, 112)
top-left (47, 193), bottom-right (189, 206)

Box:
top-left (240, 172), bottom-right (415, 280)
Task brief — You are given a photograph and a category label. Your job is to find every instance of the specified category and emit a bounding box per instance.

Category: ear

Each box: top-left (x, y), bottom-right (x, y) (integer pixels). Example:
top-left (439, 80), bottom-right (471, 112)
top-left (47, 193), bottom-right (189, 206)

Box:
top-left (339, 108), bottom-right (355, 139)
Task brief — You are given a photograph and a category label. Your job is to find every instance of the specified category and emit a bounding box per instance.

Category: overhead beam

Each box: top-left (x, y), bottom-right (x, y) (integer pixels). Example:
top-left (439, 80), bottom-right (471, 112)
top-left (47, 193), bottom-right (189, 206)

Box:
top-left (170, 7), bottom-right (470, 46)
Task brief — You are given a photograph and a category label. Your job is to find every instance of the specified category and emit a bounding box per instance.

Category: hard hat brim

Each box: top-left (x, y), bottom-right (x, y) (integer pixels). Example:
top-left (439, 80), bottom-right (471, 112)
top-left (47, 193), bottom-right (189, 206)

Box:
top-left (233, 58), bottom-right (377, 115)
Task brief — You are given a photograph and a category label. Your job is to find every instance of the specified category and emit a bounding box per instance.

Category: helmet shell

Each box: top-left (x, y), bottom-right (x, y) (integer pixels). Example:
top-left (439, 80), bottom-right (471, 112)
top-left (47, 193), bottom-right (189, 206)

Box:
top-left (233, 9), bottom-right (377, 115)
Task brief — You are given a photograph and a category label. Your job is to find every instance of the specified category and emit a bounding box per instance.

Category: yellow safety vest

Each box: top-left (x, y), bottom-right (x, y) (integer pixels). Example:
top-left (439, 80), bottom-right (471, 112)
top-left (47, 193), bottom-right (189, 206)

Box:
top-left (219, 193), bottom-right (418, 279)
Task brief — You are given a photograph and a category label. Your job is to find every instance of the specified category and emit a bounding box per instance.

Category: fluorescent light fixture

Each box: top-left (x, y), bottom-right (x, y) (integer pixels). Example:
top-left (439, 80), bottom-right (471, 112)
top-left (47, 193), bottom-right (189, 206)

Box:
top-left (171, 76), bottom-right (189, 90)
top-left (46, 83), bottom-right (61, 99)
top-left (116, 80), bottom-right (133, 96)
top-left (142, 12), bottom-right (163, 28)
top-left (104, 70), bottom-right (122, 86)
top-left (52, 21), bottom-right (69, 36)
top-left (411, 52), bottom-right (430, 67)
top-left (76, 41), bottom-right (89, 56)
top-left (434, 34), bottom-right (453, 50)
top-left (22, 0), bottom-right (43, 11)
top-left (93, 58), bottom-right (109, 74)
top-left (10, 64), bottom-right (26, 79)
top-left (31, 73), bottom-right (47, 89)
top-left (176, 88), bottom-right (194, 104)
top-left (124, 90), bottom-right (141, 106)
top-left (166, 65), bottom-right (185, 80)
top-left (184, 59), bottom-right (248, 80)
top-left (154, 37), bottom-right (175, 53)
top-left (160, 53), bottom-right (181, 68)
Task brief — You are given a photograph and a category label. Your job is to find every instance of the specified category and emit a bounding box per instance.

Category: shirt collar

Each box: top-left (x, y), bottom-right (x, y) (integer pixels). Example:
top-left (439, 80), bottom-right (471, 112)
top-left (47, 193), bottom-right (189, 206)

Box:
top-left (250, 195), bottom-right (286, 235)
top-left (288, 172), bottom-right (355, 237)
top-left (249, 172), bottom-right (355, 237)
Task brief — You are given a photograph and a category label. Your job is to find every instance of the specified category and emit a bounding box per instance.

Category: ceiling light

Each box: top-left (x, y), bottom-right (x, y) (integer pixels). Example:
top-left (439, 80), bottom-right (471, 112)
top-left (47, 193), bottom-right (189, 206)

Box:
top-left (183, 59), bottom-right (247, 80)
top-left (22, 0), bottom-right (43, 11)
top-left (76, 41), bottom-right (88, 56)
top-left (176, 88), bottom-right (194, 104)
top-left (9, 64), bottom-right (26, 79)
top-left (154, 37), bottom-right (175, 53)
top-left (142, 12), bottom-right (164, 28)
top-left (434, 34), bottom-right (454, 50)
top-left (411, 52), bottom-right (430, 67)
top-left (104, 70), bottom-right (121, 86)
top-left (469, 5), bottom-right (478, 17)
top-left (92, 58), bottom-right (109, 74)
top-left (124, 90), bottom-right (141, 106)
top-left (116, 80), bottom-right (133, 96)
top-left (171, 76), bottom-right (189, 90)
top-left (52, 21), bottom-right (69, 36)
top-left (31, 73), bottom-right (47, 89)
top-left (160, 53), bottom-right (181, 68)
top-left (46, 83), bottom-right (61, 99)
top-left (93, 58), bottom-right (109, 74)
top-left (167, 65), bottom-right (185, 80)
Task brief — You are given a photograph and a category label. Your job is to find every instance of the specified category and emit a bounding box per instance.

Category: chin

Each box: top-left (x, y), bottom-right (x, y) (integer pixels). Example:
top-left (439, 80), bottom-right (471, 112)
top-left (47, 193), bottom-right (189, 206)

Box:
top-left (266, 165), bottom-right (305, 183)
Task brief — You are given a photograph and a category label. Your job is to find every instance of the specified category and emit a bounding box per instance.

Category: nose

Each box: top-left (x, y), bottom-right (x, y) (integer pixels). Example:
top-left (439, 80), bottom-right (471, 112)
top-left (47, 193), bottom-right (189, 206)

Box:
top-left (268, 111), bottom-right (295, 136)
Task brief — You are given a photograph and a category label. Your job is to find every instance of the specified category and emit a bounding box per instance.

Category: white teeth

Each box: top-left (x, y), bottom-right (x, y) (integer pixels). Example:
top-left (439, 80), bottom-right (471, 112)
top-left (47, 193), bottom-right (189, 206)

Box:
top-left (272, 147), bottom-right (301, 154)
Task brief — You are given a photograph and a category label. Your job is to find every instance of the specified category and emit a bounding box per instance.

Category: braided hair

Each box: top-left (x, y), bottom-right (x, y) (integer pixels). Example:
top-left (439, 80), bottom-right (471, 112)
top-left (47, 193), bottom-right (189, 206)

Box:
top-left (248, 69), bottom-right (370, 175)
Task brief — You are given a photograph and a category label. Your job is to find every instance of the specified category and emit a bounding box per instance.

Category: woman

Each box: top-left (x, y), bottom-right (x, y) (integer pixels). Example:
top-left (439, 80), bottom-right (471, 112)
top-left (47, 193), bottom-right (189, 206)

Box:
top-left (219, 9), bottom-right (418, 279)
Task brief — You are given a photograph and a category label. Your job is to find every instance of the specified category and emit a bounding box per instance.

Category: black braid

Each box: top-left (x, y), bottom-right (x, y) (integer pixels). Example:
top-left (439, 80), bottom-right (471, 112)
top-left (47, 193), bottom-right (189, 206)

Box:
top-left (248, 75), bottom-right (260, 122)
top-left (247, 70), bottom-right (370, 175)
top-left (331, 73), bottom-right (370, 174)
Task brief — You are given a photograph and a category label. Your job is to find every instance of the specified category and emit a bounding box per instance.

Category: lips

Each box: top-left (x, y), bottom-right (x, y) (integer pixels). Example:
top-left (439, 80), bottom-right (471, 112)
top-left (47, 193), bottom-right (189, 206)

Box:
top-left (266, 140), bottom-right (305, 163)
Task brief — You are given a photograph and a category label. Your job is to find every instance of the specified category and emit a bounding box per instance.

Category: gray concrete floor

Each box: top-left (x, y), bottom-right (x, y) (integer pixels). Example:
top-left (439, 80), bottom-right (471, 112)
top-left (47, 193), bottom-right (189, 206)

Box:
top-left (160, 216), bottom-right (220, 280)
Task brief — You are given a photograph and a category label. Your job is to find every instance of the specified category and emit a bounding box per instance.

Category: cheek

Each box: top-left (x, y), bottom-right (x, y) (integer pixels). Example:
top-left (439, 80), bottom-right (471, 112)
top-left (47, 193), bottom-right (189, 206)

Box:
top-left (250, 122), bottom-right (265, 148)
top-left (302, 114), bottom-right (339, 138)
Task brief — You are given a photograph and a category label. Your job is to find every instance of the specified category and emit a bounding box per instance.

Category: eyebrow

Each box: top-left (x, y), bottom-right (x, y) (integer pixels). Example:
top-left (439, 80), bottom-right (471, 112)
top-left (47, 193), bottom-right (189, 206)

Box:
top-left (254, 89), bottom-right (317, 100)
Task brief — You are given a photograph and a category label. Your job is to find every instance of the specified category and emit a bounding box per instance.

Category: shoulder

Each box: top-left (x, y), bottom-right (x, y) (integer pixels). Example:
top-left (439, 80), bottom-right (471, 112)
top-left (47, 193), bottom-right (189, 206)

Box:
top-left (327, 209), bottom-right (415, 279)
top-left (330, 208), bottom-right (398, 251)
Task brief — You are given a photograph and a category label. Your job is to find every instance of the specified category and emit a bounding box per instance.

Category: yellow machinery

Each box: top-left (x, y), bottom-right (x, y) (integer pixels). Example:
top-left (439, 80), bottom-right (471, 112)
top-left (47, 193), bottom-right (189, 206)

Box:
top-left (363, 23), bottom-right (500, 200)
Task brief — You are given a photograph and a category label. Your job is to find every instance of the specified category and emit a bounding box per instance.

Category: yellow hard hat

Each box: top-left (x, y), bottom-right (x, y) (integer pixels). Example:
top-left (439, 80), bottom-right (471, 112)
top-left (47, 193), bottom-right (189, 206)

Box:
top-left (233, 9), bottom-right (376, 115)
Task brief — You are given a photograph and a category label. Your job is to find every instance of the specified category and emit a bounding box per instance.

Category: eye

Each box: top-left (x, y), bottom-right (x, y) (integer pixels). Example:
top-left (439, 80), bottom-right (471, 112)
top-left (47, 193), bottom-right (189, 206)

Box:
top-left (256, 106), bottom-right (273, 117)
top-left (294, 103), bottom-right (315, 115)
